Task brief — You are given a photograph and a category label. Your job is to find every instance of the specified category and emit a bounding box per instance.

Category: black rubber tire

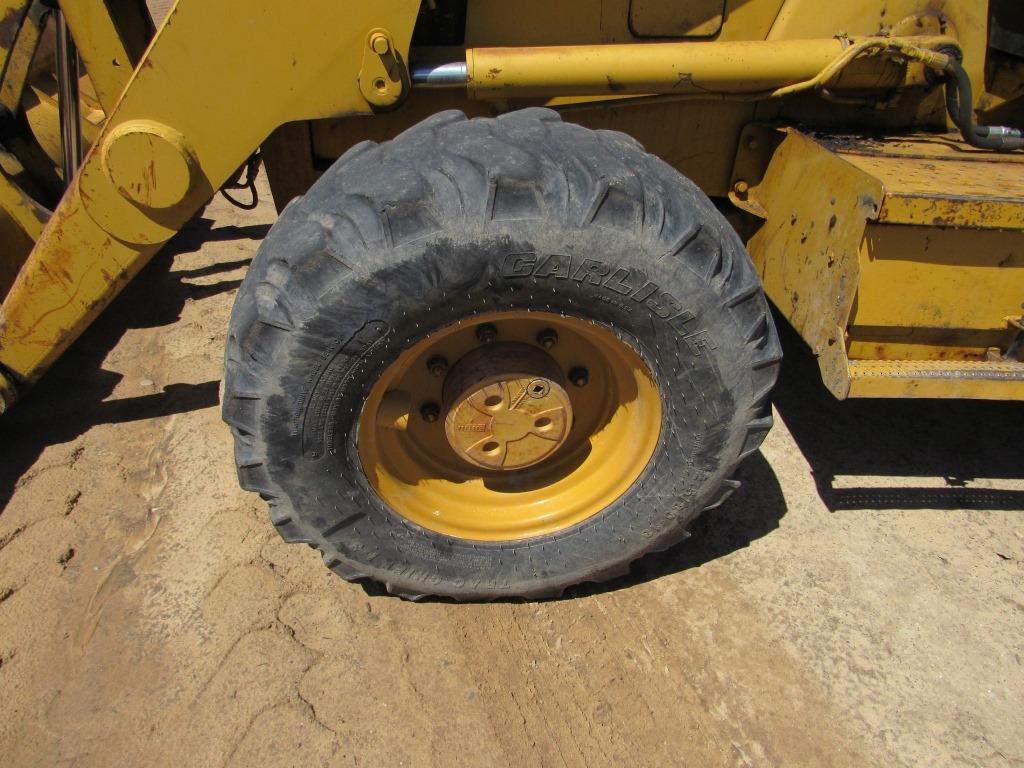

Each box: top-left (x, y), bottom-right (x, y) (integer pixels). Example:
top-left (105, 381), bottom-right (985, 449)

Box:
top-left (222, 108), bottom-right (780, 601)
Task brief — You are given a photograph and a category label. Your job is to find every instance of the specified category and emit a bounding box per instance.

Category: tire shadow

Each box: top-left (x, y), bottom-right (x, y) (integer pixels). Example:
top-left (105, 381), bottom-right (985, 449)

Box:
top-left (567, 449), bottom-right (787, 599)
top-left (359, 449), bottom-right (788, 602)
top-left (0, 217), bottom-right (267, 510)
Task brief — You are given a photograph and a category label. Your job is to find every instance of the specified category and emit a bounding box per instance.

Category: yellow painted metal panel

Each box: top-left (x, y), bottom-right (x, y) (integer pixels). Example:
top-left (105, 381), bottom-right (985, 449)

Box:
top-left (0, 164), bottom-right (47, 241)
top-left (565, 98), bottom-right (753, 197)
top-left (0, 198), bottom-right (35, 299)
top-left (714, 0), bottom-right (786, 41)
top-left (847, 336), bottom-right (1016, 363)
top-left (630, 0), bottom-right (724, 38)
top-left (835, 140), bottom-right (1024, 230)
top-left (0, 0), bottom-right (420, 383)
top-left (854, 225), bottom-right (1024, 331)
top-left (58, 0), bottom-right (133, 113)
top-left (0, 0), bottom-right (31, 76)
top-left (24, 81), bottom-right (103, 167)
top-left (738, 128), bottom-right (883, 397)
top-left (0, 0), bottom-right (41, 112)
top-left (467, 0), bottom-right (633, 45)
top-left (465, 0), bottom-right (786, 45)
top-left (0, 192), bottom-right (146, 378)
top-left (735, 124), bottom-right (1024, 399)
top-left (71, 1), bottom-right (417, 245)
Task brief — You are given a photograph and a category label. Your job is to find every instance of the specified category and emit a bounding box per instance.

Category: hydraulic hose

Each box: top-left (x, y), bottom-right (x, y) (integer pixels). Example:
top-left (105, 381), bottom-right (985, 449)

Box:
top-left (942, 56), bottom-right (1024, 151)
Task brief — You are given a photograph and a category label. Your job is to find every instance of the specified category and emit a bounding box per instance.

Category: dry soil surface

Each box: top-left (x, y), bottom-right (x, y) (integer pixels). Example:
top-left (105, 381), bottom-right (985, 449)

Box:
top-left (1, 180), bottom-right (1022, 768)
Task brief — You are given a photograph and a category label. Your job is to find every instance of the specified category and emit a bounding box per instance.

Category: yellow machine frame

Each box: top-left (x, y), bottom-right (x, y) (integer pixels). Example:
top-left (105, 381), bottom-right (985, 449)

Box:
top-left (0, 0), bottom-right (1021, 411)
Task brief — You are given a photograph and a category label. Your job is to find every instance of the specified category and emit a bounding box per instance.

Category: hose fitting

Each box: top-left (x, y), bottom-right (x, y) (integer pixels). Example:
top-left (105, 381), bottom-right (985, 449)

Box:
top-left (942, 56), bottom-right (1024, 151)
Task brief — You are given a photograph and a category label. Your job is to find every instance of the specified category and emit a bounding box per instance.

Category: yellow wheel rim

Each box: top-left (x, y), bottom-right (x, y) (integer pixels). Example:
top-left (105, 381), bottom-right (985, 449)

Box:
top-left (357, 311), bottom-right (662, 541)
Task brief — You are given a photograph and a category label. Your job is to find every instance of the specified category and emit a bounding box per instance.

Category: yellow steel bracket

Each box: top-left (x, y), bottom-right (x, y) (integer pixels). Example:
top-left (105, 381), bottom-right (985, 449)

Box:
top-left (358, 28), bottom-right (406, 110)
top-left (0, 0), bottom-right (419, 397)
top-left (730, 125), bottom-right (883, 399)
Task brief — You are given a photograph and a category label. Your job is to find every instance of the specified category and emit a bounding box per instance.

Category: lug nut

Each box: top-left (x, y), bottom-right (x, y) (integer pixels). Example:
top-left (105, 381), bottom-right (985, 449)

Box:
top-left (536, 328), bottom-right (558, 349)
top-left (569, 366), bottom-right (589, 387)
top-left (420, 402), bottom-right (440, 423)
top-left (476, 323), bottom-right (497, 344)
top-left (427, 355), bottom-right (448, 377)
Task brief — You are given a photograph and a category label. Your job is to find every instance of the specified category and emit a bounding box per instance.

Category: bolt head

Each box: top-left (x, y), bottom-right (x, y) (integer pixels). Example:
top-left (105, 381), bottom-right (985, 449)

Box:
top-left (476, 323), bottom-right (498, 344)
top-left (427, 355), bottom-right (448, 377)
top-left (537, 328), bottom-right (558, 349)
top-left (569, 367), bottom-right (589, 387)
top-left (420, 403), bottom-right (440, 423)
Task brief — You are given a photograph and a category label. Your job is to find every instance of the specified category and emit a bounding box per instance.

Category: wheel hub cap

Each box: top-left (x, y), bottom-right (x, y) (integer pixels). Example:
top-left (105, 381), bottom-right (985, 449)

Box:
top-left (443, 343), bottom-right (572, 471)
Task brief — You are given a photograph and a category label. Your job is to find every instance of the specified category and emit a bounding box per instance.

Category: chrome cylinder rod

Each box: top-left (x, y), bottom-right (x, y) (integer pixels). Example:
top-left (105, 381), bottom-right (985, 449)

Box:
top-left (410, 61), bottom-right (468, 87)
top-left (55, 10), bottom-right (82, 186)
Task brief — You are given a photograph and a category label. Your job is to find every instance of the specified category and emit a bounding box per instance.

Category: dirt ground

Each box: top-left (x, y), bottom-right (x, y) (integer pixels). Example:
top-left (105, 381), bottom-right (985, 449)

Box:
top-left (1, 179), bottom-right (1022, 768)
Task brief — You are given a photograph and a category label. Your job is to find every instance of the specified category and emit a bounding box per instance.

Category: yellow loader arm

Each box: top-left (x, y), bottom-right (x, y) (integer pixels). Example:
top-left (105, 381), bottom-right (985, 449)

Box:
top-left (0, 0), bottom-right (420, 411)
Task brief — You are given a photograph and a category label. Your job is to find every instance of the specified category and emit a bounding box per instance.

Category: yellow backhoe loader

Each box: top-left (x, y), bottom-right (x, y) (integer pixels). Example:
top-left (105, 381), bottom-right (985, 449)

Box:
top-left (1, 0), bottom-right (1021, 599)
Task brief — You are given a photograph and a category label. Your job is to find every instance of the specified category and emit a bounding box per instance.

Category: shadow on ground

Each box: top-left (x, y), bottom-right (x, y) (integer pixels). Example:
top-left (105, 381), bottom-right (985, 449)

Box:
top-left (772, 316), bottom-right (1024, 513)
top-left (0, 217), bottom-right (267, 508)
top-left (567, 449), bottom-right (788, 599)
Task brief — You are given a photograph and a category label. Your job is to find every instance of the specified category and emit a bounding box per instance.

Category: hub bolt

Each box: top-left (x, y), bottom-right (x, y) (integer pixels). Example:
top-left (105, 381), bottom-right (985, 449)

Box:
top-left (427, 355), bottom-right (448, 377)
top-left (420, 402), bottom-right (440, 423)
top-left (569, 366), bottom-right (589, 387)
top-left (476, 323), bottom-right (498, 344)
top-left (536, 328), bottom-right (558, 349)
